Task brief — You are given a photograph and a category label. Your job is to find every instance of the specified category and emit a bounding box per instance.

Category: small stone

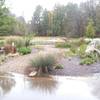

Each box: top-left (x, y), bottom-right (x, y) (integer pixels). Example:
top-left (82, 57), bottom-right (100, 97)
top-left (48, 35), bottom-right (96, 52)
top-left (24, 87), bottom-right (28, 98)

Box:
top-left (29, 71), bottom-right (37, 77)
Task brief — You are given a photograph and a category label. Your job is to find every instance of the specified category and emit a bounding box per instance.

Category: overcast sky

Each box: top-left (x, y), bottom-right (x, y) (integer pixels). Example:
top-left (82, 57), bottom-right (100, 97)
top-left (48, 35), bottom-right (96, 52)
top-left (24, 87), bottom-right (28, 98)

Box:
top-left (6, 0), bottom-right (87, 21)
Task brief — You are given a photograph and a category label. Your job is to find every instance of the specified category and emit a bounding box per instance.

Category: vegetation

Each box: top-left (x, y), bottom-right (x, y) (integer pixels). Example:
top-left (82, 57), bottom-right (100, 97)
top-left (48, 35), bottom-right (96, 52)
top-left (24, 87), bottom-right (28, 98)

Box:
top-left (55, 42), bottom-right (71, 48)
top-left (31, 53), bottom-right (56, 76)
top-left (85, 19), bottom-right (95, 38)
top-left (0, 0), bottom-right (100, 38)
top-left (0, 54), bottom-right (7, 64)
top-left (18, 47), bottom-right (31, 55)
top-left (80, 52), bottom-right (99, 65)
top-left (55, 64), bottom-right (63, 69)
top-left (29, 1), bottom-right (100, 37)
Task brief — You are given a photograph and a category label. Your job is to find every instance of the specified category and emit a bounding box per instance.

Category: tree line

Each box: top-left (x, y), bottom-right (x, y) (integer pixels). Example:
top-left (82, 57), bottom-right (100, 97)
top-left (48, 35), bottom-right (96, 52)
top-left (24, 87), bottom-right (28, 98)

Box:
top-left (0, 0), bottom-right (100, 37)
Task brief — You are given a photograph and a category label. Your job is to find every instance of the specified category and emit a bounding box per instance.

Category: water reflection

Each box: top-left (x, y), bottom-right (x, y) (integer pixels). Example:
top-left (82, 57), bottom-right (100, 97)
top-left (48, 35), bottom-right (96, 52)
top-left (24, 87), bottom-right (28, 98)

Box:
top-left (27, 77), bottom-right (58, 94)
top-left (89, 76), bottom-right (100, 99)
top-left (0, 72), bottom-right (15, 95)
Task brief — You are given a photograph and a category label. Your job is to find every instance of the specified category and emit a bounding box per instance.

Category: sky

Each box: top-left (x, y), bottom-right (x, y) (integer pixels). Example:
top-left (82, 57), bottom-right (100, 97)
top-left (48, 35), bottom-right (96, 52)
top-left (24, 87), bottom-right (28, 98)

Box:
top-left (6, 0), bottom-right (87, 22)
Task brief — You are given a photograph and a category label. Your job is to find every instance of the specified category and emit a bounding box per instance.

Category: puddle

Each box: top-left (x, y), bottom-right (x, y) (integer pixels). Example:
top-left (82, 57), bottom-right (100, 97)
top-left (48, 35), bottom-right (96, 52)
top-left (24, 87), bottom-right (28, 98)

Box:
top-left (0, 72), bottom-right (100, 100)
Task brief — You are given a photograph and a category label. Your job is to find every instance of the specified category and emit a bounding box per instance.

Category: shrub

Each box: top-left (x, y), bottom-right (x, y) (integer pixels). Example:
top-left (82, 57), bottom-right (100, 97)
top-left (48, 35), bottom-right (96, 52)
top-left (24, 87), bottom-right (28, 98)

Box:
top-left (31, 53), bottom-right (56, 75)
top-left (18, 47), bottom-right (31, 55)
top-left (55, 42), bottom-right (71, 48)
top-left (22, 35), bottom-right (33, 47)
top-left (55, 64), bottom-right (63, 69)
top-left (78, 44), bottom-right (87, 58)
top-left (80, 52), bottom-right (98, 65)
top-left (70, 46), bottom-right (77, 54)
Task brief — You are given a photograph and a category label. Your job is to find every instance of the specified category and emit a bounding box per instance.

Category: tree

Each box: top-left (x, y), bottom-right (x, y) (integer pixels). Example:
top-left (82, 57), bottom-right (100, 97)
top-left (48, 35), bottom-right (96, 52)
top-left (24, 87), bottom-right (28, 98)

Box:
top-left (64, 3), bottom-right (80, 37)
top-left (52, 4), bottom-right (65, 36)
top-left (41, 9), bottom-right (49, 35)
top-left (0, 0), bottom-right (16, 35)
top-left (31, 5), bottom-right (43, 35)
top-left (85, 19), bottom-right (95, 38)
top-left (95, 2), bottom-right (100, 36)
top-left (14, 16), bottom-right (27, 35)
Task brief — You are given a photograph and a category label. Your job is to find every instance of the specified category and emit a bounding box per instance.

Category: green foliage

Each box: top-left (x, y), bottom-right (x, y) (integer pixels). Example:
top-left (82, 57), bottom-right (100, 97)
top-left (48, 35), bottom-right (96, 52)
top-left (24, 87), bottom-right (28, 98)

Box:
top-left (55, 64), bottom-right (63, 69)
top-left (80, 53), bottom-right (99, 65)
top-left (22, 34), bottom-right (33, 47)
top-left (55, 42), bottom-right (71, 48)
top-left (18, 47), bottom-right (31, 55)
top-left (31, 53), bottom-right (56, 69)
top-left (0, 0), bottom-right (16, 35)
top-left (65, 50), bottom-right (77, 57)
top-left (78, 44), bottom-right (87, 57)
top-left (85, 19), bottom-right (95, 38)
top-left (70, 46), bottom-right (77, 54)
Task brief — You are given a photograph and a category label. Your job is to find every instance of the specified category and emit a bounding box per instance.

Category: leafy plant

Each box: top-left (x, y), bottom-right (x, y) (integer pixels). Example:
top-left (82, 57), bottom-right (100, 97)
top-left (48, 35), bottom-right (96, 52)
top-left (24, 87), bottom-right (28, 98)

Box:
top-left (78, 44), bottom-right (87, 58)
top-left (55, 64), bottom-right (63, 69)
top-left (80, 52), bottom-right (99, 65)
top-left (18, 47), bottom-right (31, 55)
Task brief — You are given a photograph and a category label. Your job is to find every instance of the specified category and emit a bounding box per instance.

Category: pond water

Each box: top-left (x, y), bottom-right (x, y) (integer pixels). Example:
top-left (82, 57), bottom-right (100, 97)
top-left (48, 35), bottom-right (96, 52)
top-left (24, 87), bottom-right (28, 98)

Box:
top-left (0, 72), bottom-right (100, 100)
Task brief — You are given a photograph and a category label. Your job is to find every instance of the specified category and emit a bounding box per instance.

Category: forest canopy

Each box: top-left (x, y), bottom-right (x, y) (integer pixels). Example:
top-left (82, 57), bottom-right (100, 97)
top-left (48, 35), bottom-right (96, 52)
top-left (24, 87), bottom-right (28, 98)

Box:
top-left (0, 0), bottom-right (100, 37)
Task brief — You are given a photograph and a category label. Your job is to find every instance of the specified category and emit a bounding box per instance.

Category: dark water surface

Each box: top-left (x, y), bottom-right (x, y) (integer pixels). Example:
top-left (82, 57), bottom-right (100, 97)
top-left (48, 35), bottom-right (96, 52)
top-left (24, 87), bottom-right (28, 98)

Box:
top-left (0, 72), bottom-right (100, 100)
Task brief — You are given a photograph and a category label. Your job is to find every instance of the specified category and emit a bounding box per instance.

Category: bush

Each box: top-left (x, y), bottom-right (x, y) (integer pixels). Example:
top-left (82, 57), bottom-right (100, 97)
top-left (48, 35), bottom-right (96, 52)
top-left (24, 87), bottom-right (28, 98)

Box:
top-left (18, 47), bottom-right (31, 55)
top-left (22, 35), bottom-right (33, 47)
top-left (78, 44), bottom-right (87, 58)
top-left (80, 52), bottom-right (98, 65)
top-left (70, 46), bottom-right (77, 54)
top-left (31, 53), bottom-right (56, 75)
top-left (55, 64), bottom-right (63, 69)
top-left (55, 42), bottom-right (71, 48)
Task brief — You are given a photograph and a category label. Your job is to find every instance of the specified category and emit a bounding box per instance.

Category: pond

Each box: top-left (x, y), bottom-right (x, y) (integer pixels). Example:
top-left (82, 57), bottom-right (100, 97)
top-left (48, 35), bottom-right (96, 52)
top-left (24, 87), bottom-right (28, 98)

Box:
top-left (0, 72), bottom-right (100, 100)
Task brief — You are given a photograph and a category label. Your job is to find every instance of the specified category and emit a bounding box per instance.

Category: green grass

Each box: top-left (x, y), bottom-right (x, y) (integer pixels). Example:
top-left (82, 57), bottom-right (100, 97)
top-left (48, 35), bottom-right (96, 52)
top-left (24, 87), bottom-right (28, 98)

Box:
top-left (55, 42), bottom-right (71, 48)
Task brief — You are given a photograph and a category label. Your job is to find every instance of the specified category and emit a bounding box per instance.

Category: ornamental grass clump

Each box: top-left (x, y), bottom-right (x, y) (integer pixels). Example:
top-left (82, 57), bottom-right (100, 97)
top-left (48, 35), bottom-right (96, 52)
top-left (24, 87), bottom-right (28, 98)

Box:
top-left (31, 53), bottom-right (57, 76)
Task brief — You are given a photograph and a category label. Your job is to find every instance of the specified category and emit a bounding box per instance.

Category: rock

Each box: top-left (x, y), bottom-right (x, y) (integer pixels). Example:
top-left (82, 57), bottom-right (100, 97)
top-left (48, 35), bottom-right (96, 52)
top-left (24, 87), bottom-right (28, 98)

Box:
top-left (29, 71), bottom-right (37, 77)
top-left (7, 53), bottom-right (20, 57)
top-left (85, 39), bottom-right (100, 54)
